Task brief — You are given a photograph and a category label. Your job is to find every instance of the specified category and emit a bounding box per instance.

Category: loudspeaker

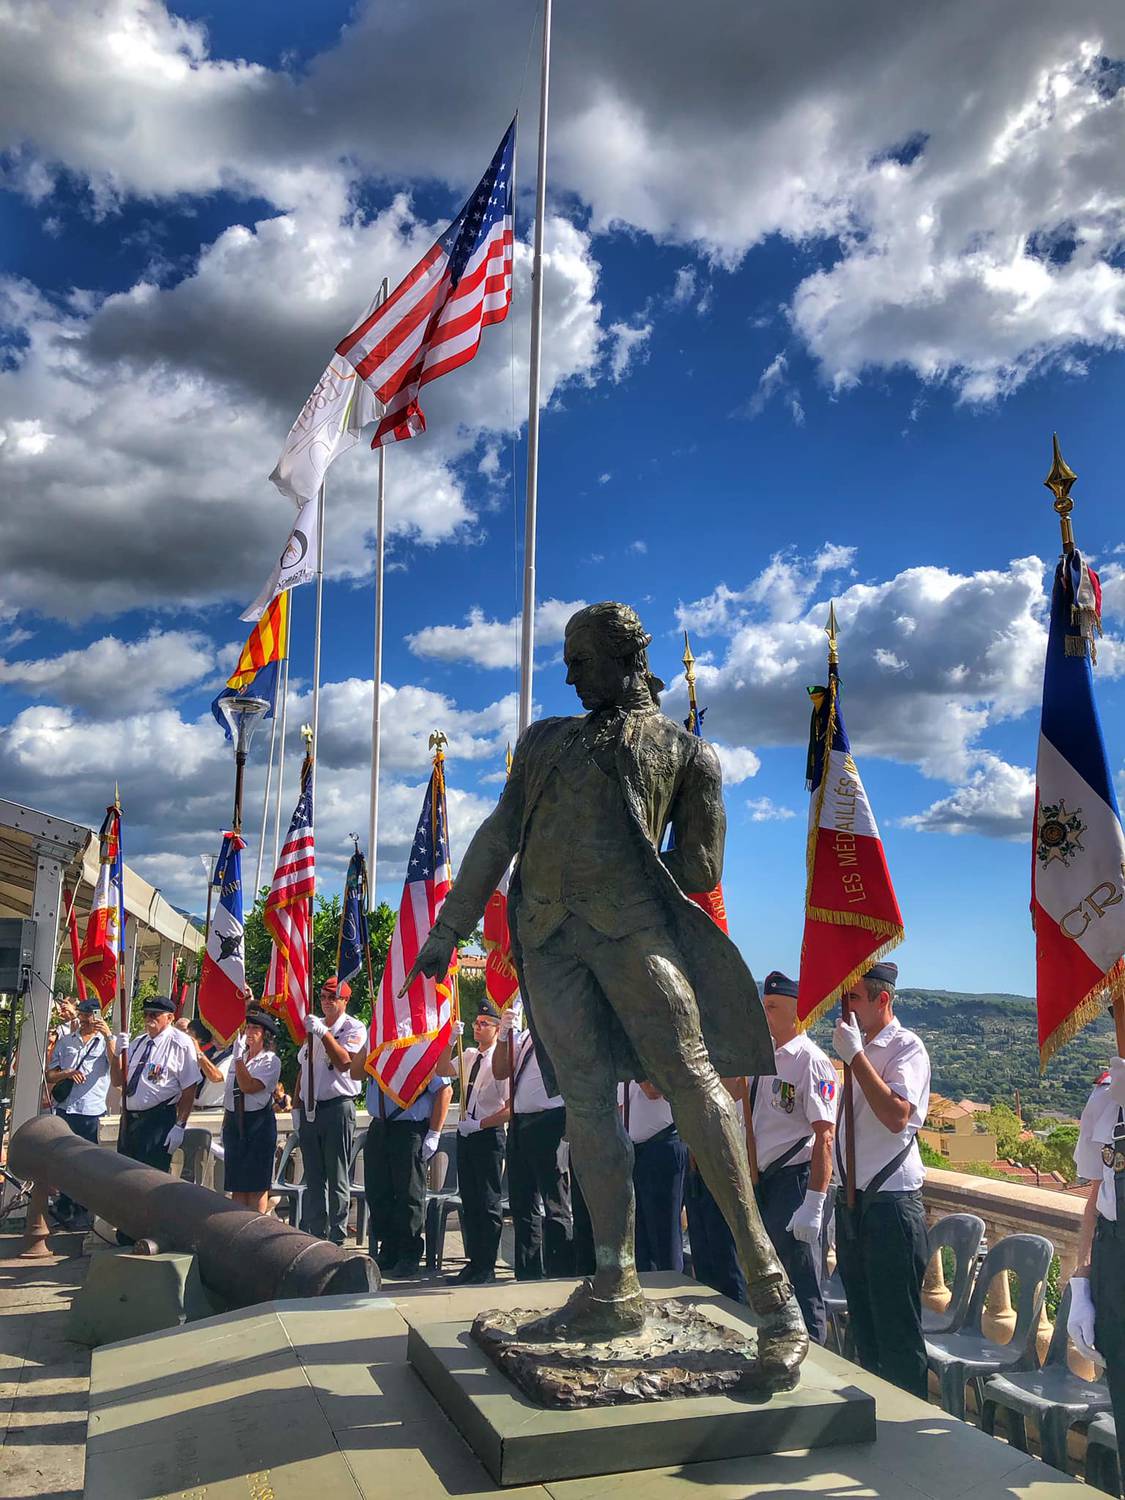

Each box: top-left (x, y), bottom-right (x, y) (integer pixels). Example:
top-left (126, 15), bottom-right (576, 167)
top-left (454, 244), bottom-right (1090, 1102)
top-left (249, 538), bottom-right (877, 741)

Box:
top-left (0, 919), bottom-right (36, 993)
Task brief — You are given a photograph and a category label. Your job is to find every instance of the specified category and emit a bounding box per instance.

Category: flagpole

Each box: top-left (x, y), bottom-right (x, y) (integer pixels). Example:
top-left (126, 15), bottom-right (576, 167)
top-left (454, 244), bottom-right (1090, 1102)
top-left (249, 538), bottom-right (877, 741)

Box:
top-left (272, 655), bottom-right (290, 872)
top-left (517, 0), bottom-right (552, 736)
top-left (255, 692), bottom-right (279, 897)
top-left (825, 604), bottom-right (859, 1210)
top-left (369, 278), bottom-right (390, 892)
top-left (311, 482), bottom-right (326, 809)
top-left (1044, 436), bottom-right (1125, 1060)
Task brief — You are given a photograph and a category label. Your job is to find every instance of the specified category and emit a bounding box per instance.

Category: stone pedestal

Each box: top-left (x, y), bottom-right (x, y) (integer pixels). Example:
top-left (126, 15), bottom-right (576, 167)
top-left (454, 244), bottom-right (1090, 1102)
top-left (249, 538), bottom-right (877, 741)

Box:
top-left (408, 1313), bottom-right (875, 1487)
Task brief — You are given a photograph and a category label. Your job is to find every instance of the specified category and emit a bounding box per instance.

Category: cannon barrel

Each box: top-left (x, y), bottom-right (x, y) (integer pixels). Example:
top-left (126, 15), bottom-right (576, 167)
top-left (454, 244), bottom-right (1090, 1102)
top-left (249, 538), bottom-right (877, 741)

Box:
top-left (10, 1114), bottom-right (379, 1306)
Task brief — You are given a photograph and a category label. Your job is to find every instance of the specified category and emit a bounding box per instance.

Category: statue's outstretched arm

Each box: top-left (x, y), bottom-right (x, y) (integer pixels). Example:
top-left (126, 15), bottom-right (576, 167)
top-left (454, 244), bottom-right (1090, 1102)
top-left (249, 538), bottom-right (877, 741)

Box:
top-left (661, 739), bottom-right (725, 895)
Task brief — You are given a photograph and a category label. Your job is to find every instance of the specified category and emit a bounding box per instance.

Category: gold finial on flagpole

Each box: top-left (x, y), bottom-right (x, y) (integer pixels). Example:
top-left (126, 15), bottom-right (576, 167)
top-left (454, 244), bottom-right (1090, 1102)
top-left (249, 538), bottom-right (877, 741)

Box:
top-left (1044, 434), bottom-right (1078, 553)
top-left (683, 631), bottom-right (699, 730)
top-left (825, 602), bottom-right (839, 667)
top-left (505, 741), bottom-right (513, 778)
top-left (428, 729), bottom-right (448, 764)
top-left (300, 722), bottom-right (313, 750)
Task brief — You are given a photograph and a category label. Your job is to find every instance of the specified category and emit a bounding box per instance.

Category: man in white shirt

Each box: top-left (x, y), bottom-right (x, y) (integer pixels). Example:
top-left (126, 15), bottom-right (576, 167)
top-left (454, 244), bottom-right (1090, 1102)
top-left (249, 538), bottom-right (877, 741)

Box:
top-left (749, 971), bottom-right (837, 1343)
top-left (294, 977), bottom-right (367, 1244)
top-left (46, 997), bottom-right (118, 1230)
top-left (494, 1001), bottom-right (572, 1280)
top-left (451, 998), bottom-right (510, 1284)
top-left (1067, 1043), bottom-right (1125, 1443)
top-left (831, 961), bottom-right (931, 1397)
top-left (110, 994), bottom-right (202, 1242)
top-left (184, 1017), bottom-right (231, 1110)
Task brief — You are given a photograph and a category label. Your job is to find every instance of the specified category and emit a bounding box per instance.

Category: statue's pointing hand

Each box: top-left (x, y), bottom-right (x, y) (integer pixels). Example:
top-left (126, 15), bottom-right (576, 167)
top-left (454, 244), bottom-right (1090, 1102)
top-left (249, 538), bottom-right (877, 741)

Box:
top-left (399, 920), bottom-right (458, 998)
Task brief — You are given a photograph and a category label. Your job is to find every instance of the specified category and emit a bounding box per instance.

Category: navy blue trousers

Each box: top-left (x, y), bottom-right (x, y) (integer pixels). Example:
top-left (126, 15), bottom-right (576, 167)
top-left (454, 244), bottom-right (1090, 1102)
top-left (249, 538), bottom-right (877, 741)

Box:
top-left (633, 1132), bottom-right (688, 1273)
top-left (685, 1162), bottom-right (746, 1302)
top-left (56, 1111), bottom-right (101, 1220)
top-left (756, 1162), bottom-right (827, 1343)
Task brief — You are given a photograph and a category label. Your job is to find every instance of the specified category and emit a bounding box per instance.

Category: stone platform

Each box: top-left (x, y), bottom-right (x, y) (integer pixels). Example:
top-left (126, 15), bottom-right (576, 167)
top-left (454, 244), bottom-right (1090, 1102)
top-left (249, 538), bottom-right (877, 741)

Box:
top-left (84, 1272), bottom-right (1086, 1499)
top-left (409, 1306), bottom-right (873, 1485)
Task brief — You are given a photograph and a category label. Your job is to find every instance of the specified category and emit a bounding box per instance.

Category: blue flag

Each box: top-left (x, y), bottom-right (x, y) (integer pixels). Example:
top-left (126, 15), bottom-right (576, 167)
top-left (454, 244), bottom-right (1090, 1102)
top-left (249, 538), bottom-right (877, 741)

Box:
top-left (211, 658), bottom-right (280, 739)
top-left (337, 843), bottom-right (370, 986)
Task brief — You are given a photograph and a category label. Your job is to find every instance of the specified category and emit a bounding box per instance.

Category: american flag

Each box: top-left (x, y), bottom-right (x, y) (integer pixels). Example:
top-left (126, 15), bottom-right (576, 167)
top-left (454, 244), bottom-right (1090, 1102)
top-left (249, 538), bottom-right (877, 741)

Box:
top-left (336, 120), bottom-right (515, 448)
top-left (262, 754), bottom-right (316, 1042)
top-left (368, 757), bottom-right (454, 1107)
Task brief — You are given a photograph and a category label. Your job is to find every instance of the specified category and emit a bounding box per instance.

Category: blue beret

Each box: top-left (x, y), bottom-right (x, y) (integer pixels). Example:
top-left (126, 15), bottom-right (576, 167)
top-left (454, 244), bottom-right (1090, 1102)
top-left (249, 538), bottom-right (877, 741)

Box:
top-left (763, 971), bottom-right (799, 999)
top-left (864, 962), bottom-right (899, 986)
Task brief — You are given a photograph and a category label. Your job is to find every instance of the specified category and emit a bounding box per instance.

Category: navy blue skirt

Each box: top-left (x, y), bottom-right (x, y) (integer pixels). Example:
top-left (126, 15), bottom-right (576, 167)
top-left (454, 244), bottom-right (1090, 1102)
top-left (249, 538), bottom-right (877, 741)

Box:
top-left (222, 1104), bottom-right (277, 1192)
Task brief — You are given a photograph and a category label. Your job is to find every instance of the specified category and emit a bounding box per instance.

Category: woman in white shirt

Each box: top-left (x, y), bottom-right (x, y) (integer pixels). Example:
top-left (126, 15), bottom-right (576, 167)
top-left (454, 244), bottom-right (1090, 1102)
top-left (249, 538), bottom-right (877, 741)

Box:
top-left (222, 1009), bottom-right (283, 1214)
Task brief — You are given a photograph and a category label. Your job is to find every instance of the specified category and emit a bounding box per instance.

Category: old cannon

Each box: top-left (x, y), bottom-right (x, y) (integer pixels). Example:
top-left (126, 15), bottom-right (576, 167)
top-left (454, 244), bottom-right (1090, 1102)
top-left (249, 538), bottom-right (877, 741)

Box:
top-left (9, 1113), bottom-right (379, 1305)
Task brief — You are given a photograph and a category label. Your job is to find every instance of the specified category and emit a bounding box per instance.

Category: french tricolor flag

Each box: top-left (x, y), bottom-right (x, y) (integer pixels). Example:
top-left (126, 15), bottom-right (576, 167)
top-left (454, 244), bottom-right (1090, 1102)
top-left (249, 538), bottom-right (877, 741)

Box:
top-left (1033, 550), bottom-right (1125, 1066)
top-left (798, 650), bottom-right (904, 1028)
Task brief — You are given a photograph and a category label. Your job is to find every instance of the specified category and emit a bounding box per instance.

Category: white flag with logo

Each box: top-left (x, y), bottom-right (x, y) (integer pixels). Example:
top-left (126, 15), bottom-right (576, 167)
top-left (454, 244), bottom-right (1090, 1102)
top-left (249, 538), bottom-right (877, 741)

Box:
top-left (241, 498), bottom-right (320, 622)
top-left (269, 293), bottom-right (386, 504)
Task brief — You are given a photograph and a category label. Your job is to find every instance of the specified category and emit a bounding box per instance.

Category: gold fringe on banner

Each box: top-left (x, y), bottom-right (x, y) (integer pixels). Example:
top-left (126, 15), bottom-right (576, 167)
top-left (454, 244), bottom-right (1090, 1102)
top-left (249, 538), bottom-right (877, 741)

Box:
top-left (1039, 956), bottom-right (1125, 1072)
top-left (797, 929), bottom-right (905, 1034)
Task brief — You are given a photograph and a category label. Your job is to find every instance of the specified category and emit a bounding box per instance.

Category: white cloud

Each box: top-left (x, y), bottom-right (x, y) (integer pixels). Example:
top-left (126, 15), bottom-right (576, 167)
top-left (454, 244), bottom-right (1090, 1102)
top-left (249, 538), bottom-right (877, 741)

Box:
top-left (628, 539), bottom-right (648, 556)
top-left (0, 204), bottom-right (604, 619)
top-left (745, 796), bottom-right (797, 822)
top-left (900, 753), bottom-right (1035, 840)
top-left (677, 544), bottom-right (856, 632)
top-left (5, 3), bottom-right (1125, 403)
top-left (407, 598), bottom-right (585, 669)
top-left (597, 471), bottom-right (612, 485)
top-left (607, 319), bottom-right (652, 382)
top-left (668, 548), bottom-right (1120, 785)
top-left (0, 668), bottom-right (513, 910)
top-left (0, 629), bottom-right (216, 714)
top-left (712, 743), bottom-right (761, 785)
top-left (735, 352), bottom-right (805, 426)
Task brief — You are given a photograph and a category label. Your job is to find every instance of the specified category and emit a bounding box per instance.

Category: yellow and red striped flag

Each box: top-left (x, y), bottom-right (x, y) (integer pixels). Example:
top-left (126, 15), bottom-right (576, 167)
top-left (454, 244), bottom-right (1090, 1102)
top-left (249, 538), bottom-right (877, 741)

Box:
top-left (227, 592), bottom-right (289, 692)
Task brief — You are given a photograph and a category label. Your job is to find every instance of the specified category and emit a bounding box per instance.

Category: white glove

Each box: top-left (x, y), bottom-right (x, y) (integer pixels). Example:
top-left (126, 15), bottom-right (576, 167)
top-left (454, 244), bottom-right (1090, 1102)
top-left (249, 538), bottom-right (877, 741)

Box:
top-left (556, 1139), bottom-right (570, 1174)
top-left (499, 1007), bottom-right (517, 1040)
top-left (786, 1189), bottom-right (827, 1246)
top-left (211, 1140), bottom-right (225, 1162)
top-left (1067, 1276), bottom-right (1103, 1365)
top-left (1107, 1056), bottom-right (1125, 1107)
top-left (164, 1123), bottom-right (185, 1153)
top-left (422, 1129), bottom-right (441, 1161)
top-left (833, 1017), bottom-right (864, 1065)
top-left (305, 1014), bottom-right (328, 1038)
top-left (458, 1117), bottom-right (481, 1137)
top-left (232, 1034), bottom-right (246, 1060)
top-left (451, 1020), bottom-right (464, 1038)
top-left (115, 1032), bottom-right (129, 1054)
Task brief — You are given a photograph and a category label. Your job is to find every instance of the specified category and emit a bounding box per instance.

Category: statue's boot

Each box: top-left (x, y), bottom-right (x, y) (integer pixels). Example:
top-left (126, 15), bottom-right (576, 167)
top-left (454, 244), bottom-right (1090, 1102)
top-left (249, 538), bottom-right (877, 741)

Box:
top-left (515, 1277), bottom-right (647, 1343)
top-left (748, 1283), bottom-right (809, 1391)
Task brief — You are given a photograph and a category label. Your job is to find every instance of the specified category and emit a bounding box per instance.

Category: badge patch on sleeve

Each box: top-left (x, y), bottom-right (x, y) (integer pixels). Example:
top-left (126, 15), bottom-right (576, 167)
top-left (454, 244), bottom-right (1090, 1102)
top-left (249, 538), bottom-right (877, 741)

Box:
top-left (816, 1078), bottom-right (836, 1103)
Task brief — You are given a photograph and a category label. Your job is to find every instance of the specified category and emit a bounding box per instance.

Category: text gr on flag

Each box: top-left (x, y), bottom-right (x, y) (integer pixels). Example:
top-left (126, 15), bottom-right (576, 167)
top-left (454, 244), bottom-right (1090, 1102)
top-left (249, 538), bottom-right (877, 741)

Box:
top-left (337, 120), bottom-right (515, 449)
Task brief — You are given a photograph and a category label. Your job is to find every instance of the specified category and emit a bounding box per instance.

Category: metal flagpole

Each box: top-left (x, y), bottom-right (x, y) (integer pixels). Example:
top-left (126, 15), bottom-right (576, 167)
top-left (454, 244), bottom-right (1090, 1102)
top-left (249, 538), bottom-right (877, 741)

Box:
top-left (255, 691), bottom-right (279, 897)
top-left (368, 277), bottom-right (390, 891)
top-left (825, 603), bottom-right (858, 1210)
top-left (272, 654), bottom-right (290, 872)
top-left (311, 482), bottom-right (326, 809)
top-left (517, 0), bottom-right (552, 736)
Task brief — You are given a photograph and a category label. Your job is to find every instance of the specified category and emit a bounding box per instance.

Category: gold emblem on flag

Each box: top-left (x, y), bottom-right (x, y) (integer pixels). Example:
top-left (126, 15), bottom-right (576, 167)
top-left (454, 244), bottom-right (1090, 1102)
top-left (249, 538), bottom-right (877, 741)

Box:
top-left (1037, 798), bottom-right (1086, 867)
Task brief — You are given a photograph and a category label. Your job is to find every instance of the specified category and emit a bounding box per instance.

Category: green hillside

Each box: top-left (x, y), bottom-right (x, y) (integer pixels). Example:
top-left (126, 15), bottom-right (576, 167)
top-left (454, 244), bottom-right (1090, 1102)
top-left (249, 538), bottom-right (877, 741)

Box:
top-left (809, 988), bottom-right (1115, 1118)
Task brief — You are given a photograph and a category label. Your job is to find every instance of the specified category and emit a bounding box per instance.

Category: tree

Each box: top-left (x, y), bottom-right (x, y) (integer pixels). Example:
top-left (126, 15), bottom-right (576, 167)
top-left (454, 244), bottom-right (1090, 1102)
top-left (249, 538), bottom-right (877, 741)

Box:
top-left (242, 893), bottom-right (396, 1092)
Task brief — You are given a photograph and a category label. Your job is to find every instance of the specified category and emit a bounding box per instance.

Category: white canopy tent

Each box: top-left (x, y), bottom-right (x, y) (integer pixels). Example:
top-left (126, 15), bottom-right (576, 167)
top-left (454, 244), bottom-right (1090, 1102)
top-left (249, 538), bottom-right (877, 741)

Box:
top-left (0, 797), bottom-right (203, 1165)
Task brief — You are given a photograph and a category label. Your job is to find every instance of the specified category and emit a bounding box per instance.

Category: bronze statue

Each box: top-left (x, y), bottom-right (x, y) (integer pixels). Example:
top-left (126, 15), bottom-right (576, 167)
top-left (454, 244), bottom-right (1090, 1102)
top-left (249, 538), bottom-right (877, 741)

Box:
top-left (405, 602), bottom-right (807, 1386)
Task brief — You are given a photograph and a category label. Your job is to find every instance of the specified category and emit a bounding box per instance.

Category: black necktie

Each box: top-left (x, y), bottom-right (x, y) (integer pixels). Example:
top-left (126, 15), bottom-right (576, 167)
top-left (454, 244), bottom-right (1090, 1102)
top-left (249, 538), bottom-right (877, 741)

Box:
top-left (126, 1038), bottom-right (153, 1098)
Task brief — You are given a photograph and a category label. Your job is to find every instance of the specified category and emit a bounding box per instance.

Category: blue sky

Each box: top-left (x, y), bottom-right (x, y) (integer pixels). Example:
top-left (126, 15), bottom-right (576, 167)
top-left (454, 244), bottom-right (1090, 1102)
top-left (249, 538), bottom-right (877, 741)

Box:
top-left (2, 1), bottom-right (1125, 999)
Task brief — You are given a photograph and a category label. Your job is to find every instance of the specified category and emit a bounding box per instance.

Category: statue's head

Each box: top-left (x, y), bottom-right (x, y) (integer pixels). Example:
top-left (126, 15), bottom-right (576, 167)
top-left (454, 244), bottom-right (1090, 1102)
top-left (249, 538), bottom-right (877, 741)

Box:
top-left (563, 602), bottom-right (665, 711)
